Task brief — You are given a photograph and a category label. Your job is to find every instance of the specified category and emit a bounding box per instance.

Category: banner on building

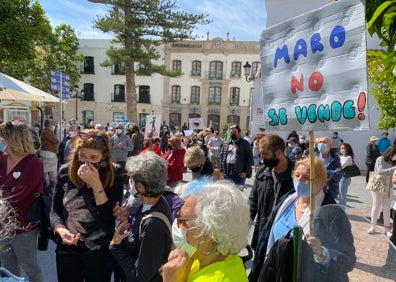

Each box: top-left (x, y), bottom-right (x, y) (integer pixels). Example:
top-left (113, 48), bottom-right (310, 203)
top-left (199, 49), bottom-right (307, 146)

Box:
top-left (252, 0), bottom-right (368, 132)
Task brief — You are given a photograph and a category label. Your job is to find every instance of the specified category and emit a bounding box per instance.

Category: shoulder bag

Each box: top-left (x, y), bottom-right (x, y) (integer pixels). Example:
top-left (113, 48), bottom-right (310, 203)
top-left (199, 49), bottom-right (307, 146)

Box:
top-left (366, 171), bottom-right (390, 194)
top-left (343, 162), bottom-right (361, 177)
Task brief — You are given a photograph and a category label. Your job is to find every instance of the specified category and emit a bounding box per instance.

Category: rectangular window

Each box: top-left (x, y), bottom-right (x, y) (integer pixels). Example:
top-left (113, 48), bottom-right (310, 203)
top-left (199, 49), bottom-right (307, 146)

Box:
top-left (209, 61), bottom-right (223, 80)
top-left (208, 86), bottom-right (221, 105)
top-left (139, 85), bottom-right (150, 104)
top-left (113, 84), bottom-right (125, 102)
top-left (190, 86), bottom-right (200, 104)
top-left (171, 85), bottom-right (181, 103)
top-left (169, 113), bottom-right (181, 128)
top-left (231, 62), bottom-right (241, 77)
top-left (252, 61), bottom-right (260, 77)
top-left (172, 60), bottom-right (182, 72)
top-left (83, 83), bottom-right (94, 101)
top-left (192, 61), bottom-right (201, 76)
top-left (112, 62), bottom-right (125, 75)
top-left (229, 87), bottom-right (240, 106)
top-left (83, 56), bottom-right (95, 74)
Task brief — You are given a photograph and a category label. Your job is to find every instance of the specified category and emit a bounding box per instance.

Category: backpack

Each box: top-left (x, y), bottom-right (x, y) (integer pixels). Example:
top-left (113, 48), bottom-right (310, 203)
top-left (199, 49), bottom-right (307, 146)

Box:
top-left (258, 227), bottom-right (315, 282)
top-left (139, 212), bottom-right (175, 250)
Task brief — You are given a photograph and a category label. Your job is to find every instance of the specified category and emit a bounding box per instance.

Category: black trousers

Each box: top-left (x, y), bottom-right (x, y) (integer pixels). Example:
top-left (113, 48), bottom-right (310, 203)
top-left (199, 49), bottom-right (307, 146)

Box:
top-left (56, 247), bottom-right (114, 282)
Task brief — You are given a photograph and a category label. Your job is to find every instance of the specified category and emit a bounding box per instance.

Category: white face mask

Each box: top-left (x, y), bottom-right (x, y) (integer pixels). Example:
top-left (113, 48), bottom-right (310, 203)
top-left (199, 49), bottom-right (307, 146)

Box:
top-left (197, 141), bottom-right (203, 145)
top-left (171, 219), bottom-right (198, 258)
top-left (68, 131), bottom-right (77, 138)
top-left (128, 178), bottom-right (138, 197)
top-left (116, 128), bottom-right (122, 135)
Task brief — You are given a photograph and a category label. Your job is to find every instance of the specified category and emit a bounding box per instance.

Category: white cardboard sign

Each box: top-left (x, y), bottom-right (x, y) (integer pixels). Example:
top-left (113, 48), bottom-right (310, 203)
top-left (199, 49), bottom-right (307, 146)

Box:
top-left (253, 0), bottom-right (368, 132)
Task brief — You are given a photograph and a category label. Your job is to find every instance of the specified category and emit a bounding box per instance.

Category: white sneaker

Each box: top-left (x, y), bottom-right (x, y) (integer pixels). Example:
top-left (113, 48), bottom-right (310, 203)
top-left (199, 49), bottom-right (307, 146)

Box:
top-left (367, 227), bottom-right (376, 234)
top-left (385, 230), bottom-right (392, 238)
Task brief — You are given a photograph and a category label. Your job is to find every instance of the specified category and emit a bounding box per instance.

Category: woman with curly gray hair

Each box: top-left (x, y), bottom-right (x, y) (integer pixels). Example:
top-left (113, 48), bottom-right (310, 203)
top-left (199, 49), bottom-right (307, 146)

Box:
top-left (110, 151), bottom-right (173, 281)
top-left (163, 180), bottom-right (251, 282)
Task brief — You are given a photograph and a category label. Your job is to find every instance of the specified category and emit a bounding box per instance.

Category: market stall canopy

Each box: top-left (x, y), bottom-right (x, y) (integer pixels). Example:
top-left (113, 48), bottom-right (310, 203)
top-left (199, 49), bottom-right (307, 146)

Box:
top-left (0, 72), bottom-right (59, 103)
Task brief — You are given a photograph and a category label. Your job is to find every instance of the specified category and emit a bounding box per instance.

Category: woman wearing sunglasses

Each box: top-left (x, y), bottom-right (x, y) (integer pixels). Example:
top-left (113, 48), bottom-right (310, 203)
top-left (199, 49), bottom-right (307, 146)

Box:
top-left (163, 180), bottom-right (251, 282)
top-left (50, 129), bottom-right (124, 282)
top-left (0, 122), bottom-right (44, 282)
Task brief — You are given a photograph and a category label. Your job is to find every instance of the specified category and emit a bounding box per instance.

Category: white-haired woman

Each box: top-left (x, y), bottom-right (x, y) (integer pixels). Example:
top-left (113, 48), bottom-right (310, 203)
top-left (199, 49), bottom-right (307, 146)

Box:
top-left (163, 180), bottom-right (251, 281)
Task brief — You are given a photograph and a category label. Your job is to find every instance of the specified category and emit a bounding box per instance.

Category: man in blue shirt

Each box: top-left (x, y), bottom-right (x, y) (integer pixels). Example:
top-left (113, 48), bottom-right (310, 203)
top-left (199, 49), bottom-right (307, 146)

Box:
top-left (378, 131), bottom-right (391, 154)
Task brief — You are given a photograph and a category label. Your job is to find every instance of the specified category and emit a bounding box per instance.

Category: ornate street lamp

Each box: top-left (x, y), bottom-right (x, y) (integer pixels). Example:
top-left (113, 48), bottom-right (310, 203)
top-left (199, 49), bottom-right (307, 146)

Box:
top-left (243, 61), bottom-right (255, 82)
top-left (70, 85), bottom-right (84, 121)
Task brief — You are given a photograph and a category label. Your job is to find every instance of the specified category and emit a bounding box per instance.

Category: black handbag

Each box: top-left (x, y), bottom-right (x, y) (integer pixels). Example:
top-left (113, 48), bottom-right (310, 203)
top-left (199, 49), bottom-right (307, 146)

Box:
top-left (26, 181), bottom-right (56, 251)
top-left (343, 163), bottom-right (361, 177)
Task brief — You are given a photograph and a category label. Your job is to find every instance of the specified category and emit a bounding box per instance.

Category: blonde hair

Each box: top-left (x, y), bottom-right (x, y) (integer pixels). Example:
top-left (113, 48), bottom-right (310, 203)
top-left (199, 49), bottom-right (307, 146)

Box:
top-left (0, 123), bottom-right (35, 156)
top-left (184, 145), bottom-right (205, 168)
top-left (293, 157), bottom-right (328, 190)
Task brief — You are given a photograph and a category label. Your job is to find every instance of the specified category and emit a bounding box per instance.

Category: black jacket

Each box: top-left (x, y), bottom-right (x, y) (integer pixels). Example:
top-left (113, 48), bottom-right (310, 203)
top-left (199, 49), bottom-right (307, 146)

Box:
top-left (249, 191), bottom-right (356, 282)
top-left (365, 143), bottom-right (380, 166)
top-left (249, 158), bottom-right (295, 249)
top-left (220, 137), bottom-right (253, 178)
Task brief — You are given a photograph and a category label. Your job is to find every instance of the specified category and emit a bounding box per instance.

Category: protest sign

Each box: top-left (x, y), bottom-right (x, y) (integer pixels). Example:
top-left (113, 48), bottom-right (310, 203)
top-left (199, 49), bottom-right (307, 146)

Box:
top-left (252, 0), bottom-right (367, 132)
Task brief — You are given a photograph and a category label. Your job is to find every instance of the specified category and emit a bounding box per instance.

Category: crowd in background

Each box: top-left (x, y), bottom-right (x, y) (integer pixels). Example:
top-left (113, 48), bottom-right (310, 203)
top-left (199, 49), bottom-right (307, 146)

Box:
top-left (0, 116), bottom-right (395, 281)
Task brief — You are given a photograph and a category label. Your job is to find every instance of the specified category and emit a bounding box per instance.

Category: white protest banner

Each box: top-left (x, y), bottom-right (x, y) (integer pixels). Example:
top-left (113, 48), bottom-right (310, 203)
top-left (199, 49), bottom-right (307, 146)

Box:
top-left (253, 0), bottom-right (367, 132)
top-left (189, 118), bottom-right (204, 130)
top-left (144, 115), bottom-right (161, 139)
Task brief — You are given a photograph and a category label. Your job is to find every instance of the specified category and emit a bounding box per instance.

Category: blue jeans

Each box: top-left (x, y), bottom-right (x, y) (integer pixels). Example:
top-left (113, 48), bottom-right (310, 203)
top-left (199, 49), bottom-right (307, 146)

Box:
top-left (0, 228), bottom-right (43, 282)
top-left (339, 176), bottom-right (351, 206)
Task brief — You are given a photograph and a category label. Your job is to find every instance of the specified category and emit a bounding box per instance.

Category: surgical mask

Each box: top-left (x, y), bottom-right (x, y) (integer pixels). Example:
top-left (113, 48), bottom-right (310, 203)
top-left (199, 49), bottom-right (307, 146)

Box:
top-left (197, 141), bottom-right (203, 145)
top-left (317, 143), bottom-right (327, 152)
top-left (288, 143), bottom-right (292, 148)
top-left (340, 149), bottom-right (346, 155)
top-left (129, 179), bottom-right (138, 197)
top-left (68, 131), bottom-right (77, 138)
top-left (299, 138), bottom-right (305, 144)
top-left (293, 180), bottom-right (311, 198)
top-left (116, 129), bottom-right (122, 135)
top-left (171, 220), bottom-right (198, 258)
top-left (0, 138), bottom-right (7, 152)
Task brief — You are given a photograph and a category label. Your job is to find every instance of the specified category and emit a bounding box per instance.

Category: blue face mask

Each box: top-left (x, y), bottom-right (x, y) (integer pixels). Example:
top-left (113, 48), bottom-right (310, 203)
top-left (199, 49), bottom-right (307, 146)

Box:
top-left (293, 180), bottom-right (311, 198)
top-left (317, 143), bottom-right (327, 152)
top-left (340, 148), bottom-right (346, 155)
top-left (0, 138), bottom-right (7, 152)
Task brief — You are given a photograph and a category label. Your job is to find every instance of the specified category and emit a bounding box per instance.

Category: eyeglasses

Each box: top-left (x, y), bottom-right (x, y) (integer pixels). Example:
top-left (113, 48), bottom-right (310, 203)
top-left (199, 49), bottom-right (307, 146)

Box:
top-left (176, 210), bottom-right (196, 228)
top-left (78, 132), bottom-right (106, 142)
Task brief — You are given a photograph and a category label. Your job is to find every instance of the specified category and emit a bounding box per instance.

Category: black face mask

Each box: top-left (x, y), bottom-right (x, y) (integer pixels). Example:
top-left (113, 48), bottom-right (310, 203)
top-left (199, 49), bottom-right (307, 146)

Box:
top-left (231, 134), bottom-right (238, 140)
top-left (263, 157), bottom-right (279, 169)
top-left (78, 160), bottom-right (107, 169)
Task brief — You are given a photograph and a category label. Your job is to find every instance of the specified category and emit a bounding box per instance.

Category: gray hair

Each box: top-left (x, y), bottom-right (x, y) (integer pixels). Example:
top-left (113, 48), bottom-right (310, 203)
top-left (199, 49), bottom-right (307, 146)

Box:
top-left (125, 152), bottom-right (167, 196)
top-left (185, 180), bottom-right (251, 255)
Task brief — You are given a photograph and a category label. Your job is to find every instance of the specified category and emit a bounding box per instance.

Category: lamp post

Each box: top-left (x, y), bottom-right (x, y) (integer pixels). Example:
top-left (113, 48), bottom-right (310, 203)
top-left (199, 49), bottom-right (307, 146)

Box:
top-left (243, 61), bottom-right (255, 82)
top-left (70, 85), bottom-right (84, 121)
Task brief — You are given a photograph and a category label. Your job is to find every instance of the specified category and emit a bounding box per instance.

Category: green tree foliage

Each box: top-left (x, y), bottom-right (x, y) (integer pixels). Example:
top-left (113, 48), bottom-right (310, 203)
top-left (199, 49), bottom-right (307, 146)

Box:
top-left (89, 0), bottom-right (211, 122)
top-left (0, 1), bottom-right (82, 96)
top-left (0, 0), bottom-right (52, 78)
top-left (366, 1), bottom-right (396, 129)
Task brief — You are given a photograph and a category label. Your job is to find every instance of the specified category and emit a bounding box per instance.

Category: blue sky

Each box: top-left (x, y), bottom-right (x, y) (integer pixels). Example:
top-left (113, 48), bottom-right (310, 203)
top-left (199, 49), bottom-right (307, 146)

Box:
top-left (37, 0), bottom-right (267, 41)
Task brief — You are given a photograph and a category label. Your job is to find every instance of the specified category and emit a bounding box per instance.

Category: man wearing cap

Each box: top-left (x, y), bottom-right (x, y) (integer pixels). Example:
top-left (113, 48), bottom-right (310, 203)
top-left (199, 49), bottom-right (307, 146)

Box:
top-left (378, 132), bottom-right (391, 154)
top-left (220, 125), bottom-right (253, 188)
top-left (365, 136), bottom-right (381, 183)
top-left (287, 136), bottom-right (302, 163)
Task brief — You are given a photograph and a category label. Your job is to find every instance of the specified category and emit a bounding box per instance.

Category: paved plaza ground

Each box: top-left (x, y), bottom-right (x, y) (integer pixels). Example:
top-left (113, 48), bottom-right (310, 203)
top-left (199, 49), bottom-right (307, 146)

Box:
top-left (36, 172), bottom-right (396, 281)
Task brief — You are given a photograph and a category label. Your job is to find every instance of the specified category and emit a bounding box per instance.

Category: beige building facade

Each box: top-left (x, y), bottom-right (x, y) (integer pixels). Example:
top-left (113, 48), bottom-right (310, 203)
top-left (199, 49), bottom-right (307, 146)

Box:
top-left (67, 36), bottom-right (260, 131)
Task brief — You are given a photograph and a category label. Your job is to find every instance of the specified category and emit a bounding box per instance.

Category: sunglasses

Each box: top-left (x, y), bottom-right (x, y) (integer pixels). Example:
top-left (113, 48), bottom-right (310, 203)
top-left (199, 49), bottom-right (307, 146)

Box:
top-left (176, 210), bottom-right (196, 228)
top-left (78, 132), bottom-right (106, 142)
